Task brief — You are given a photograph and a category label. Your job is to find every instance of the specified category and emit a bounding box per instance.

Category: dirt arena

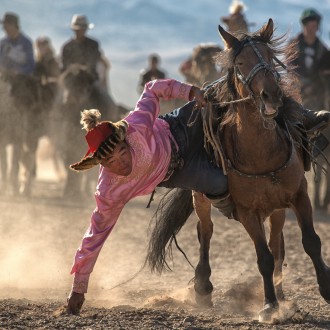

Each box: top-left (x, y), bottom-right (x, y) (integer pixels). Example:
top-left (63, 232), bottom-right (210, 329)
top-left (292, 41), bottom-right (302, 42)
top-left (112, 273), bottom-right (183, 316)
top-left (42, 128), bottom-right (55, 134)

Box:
top-left (0, 138), bottom-right (330, 329)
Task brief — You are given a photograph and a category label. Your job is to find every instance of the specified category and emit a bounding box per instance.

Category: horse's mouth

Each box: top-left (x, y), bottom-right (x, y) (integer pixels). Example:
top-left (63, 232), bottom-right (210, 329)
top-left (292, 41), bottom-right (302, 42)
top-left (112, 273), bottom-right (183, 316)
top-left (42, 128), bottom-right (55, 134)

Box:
top-left (261, 103), bottom-right (278, 119)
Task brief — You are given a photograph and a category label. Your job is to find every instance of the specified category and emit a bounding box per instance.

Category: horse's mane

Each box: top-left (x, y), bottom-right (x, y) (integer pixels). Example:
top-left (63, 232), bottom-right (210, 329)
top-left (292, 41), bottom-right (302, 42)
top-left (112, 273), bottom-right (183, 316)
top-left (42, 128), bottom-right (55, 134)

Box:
top-left (205, 27), bottom-right (302, 129)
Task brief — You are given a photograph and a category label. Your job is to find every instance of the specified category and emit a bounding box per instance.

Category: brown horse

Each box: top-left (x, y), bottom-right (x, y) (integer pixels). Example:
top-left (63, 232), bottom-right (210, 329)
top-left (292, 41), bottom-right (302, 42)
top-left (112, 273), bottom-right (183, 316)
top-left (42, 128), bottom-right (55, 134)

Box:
top-left (180, 43), bottom-right (223, 88)
top-left (0, 73), bottom-right (53, 196)
top-left (147, 19), bottom-right (330, 322)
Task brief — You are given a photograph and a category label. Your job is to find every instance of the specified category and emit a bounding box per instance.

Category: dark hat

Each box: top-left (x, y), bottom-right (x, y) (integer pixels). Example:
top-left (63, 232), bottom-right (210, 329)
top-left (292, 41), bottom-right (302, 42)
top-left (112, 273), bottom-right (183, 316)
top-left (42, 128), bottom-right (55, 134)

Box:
top-left (1, 12), bottom-right (19, 26)
top-left (70, 109), bottom-right (128, 171)
top-left (300, 8), bottom-right (321, 25)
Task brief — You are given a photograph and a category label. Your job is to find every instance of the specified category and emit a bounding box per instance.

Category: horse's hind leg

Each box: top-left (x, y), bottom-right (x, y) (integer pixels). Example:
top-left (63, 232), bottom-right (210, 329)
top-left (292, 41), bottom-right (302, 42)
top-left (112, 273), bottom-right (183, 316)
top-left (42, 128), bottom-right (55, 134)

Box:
top-left (291, 181), bottom-right (330, 303)
top-left (192, 191), bottom-right (213, 307)
top-left (322, 168), bottom-right (330, 211)
top-left (268, 210), bottom-right (285, 301)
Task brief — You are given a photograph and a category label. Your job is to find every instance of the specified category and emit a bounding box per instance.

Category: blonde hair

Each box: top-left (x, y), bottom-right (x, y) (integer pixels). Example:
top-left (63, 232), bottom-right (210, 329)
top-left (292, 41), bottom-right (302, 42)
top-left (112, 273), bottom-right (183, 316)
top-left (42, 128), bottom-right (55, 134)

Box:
top-left (229, 0), bottom-right (247, 15)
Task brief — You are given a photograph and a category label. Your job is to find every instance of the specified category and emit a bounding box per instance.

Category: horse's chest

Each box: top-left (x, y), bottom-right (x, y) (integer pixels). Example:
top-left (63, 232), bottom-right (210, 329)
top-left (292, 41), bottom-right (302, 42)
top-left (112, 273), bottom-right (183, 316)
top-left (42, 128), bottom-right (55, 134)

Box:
top-left (228, 156), bottom-right (304, 209)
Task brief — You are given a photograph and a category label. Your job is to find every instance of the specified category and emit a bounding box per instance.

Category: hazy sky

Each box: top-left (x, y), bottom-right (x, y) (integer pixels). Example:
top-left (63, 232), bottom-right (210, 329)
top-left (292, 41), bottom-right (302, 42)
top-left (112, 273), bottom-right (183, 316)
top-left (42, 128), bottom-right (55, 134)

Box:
top-left (0, 0), bottom-right (329, 106)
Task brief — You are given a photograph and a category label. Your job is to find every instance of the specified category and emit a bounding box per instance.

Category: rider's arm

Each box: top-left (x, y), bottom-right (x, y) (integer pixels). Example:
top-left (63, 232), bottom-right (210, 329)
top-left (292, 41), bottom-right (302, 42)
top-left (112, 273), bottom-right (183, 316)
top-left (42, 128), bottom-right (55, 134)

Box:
top-left (128, 79), bottom-right (193, 128)
top-left (70, 192), bottom-right (125, 294)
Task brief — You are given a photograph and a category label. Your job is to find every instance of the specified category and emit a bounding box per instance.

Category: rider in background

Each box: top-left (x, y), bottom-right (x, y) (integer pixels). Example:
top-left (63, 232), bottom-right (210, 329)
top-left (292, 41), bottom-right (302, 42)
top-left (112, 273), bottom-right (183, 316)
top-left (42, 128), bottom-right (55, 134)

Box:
top-left (35, 36), bottom-right (60, 85)
top-left (221, 0), bottom-right (249, 34)
top-left (34, 36), bottom-right (61, 105)
top-left (61, 14), bottom-right (100, 81)
top-left (0, 12), bottom-right (35, 79)
top-left (137, 53), bottom-right (166, 94)
top-left (290, 8), bottom-right (328, 110)
top-left (61, 15), bottom-right (117, 119)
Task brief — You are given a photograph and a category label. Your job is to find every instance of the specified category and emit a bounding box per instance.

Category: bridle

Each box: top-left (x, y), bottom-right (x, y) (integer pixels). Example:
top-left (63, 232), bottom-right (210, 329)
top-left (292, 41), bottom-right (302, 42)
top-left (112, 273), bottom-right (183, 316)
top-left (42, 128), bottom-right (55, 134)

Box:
top-left (233, 37), bottom-right (283, 97)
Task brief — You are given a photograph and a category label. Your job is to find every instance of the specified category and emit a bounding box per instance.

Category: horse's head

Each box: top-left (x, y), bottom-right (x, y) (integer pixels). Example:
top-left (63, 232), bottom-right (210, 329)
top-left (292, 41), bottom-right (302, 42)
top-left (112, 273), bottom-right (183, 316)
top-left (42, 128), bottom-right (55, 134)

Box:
top-left (218, 18), bottom-right (283, 119)
top-left (191, 44), bottom-right (223, 87)
top-left (61, 64), bottom-right (95, 102)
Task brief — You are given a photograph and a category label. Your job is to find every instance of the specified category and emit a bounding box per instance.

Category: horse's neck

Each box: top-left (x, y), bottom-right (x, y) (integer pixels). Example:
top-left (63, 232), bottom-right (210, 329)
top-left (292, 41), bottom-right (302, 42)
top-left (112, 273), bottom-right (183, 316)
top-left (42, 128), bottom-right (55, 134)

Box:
top-left (224, 104), bottom-right (290, 173)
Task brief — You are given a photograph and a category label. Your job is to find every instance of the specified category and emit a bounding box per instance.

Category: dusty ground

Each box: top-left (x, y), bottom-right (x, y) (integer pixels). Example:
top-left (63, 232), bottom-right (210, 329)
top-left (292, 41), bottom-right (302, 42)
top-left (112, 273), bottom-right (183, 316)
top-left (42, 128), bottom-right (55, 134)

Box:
top-left (0, 138), bottom-right (330, 329)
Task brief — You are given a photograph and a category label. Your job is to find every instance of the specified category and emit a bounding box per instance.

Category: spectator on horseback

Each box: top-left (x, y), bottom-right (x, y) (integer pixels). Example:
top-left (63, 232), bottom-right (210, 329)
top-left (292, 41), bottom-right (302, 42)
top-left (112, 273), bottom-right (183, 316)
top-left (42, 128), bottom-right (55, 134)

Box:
top-left (35, 36), bottom-right (60, 85)
top-left (61, 15), bottom-right (117, 116)
top-left (290, 8), bottom-right (328, 110)
top-left (66, 78), bottom-right (236, 314)
top-left (137, 53), bottom-right (166, 94)
top-left (34, 36), bottom-right (61, 106)
top-left (0, 12), bottom-right (35, 79)
top-left (61, 15), bottom-right (100, 80)
top-left (221, 0), bottom-right (249, 34)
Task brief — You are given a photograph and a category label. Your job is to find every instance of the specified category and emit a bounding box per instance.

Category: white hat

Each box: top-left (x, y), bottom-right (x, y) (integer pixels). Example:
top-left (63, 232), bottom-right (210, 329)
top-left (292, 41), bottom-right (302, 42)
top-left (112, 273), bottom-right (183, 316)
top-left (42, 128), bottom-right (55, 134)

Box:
top-left (70, 14), bottom-right (94, 30)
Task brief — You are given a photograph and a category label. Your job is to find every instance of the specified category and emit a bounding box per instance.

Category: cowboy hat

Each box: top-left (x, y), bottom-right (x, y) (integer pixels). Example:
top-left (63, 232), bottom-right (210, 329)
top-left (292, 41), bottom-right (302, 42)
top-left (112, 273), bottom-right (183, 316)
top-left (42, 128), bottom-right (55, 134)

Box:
top-left (70, 14), bottom-right (94, 30)
top-left (1, 12), bottom-right (19, 27)
top-left (70, 109), bottom-right (128, 171)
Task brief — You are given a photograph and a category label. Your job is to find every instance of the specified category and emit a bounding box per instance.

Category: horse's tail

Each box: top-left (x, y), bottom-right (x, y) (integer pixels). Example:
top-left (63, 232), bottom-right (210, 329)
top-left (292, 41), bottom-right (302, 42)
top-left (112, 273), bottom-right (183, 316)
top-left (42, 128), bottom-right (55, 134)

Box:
top-left (146, 188), bottom-right (194, 274)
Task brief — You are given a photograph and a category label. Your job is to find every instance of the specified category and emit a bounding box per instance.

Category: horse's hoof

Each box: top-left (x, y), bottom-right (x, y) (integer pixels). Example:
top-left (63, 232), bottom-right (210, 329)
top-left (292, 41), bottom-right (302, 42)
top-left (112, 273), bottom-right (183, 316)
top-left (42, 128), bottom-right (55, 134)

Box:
top-left (194, 291), bottom-right (213, 307)
top-left (319, 273), bottom-right (330, 303)
top-left (258, 302), bottom-right (279, 323)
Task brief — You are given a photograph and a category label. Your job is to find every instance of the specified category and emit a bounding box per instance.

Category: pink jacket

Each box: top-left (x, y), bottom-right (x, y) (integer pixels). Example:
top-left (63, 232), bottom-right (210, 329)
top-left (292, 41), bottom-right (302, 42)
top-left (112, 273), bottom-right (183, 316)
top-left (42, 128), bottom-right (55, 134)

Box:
top-left (70, 79), bottom-right (193, 293)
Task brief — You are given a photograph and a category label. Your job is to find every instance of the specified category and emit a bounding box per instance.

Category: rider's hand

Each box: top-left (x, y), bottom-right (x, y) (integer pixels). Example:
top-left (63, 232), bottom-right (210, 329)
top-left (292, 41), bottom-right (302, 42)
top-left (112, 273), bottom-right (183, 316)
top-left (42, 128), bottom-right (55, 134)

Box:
top-left (67, 291), bottom-right (85, 315)
top-left (189, 86), bottom-right (206, 108)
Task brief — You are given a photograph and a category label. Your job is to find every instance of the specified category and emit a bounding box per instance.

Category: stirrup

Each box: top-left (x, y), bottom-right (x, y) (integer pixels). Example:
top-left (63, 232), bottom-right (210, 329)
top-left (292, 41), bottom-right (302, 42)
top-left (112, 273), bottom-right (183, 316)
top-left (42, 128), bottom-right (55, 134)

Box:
top-left (305, 121), bottom-right (329, 138)
top-left (207, 193), bottom-right (238, 221)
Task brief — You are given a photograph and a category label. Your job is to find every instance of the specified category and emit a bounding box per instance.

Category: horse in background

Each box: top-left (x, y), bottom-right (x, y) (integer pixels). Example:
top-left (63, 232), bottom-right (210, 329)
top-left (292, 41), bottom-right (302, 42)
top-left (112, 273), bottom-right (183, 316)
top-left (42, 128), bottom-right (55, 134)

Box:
top-left (179, 43), bottom-right (224, 88)
top-left (166, 43), bottom-right (224, 114)
top-left (52, 64), bottom-right (121, 199)
top-left (0, 77), bottom-right (19, 194)
top-left (147, 19), bottom-right (330, 323)
top-left (0, 73), bottom-right (54, 196)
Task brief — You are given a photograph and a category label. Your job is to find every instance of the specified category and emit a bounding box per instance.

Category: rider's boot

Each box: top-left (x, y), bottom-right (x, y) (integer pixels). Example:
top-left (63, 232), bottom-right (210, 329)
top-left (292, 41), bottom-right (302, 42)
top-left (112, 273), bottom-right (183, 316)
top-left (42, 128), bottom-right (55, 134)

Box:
top-left (206, 193), bottom-right (238, 221)
top-left (301, 108), bottom-right (330, 134)
top-left (300, 108), bottom-right (330, 157)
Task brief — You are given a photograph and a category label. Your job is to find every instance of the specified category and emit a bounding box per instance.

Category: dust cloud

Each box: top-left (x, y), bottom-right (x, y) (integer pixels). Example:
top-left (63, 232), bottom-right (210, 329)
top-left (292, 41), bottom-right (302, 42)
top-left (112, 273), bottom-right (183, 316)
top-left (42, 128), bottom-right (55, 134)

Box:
top-left (0, 136), bottom-right (262, 315)
top-left (2, 137), bottom-right (326, 322)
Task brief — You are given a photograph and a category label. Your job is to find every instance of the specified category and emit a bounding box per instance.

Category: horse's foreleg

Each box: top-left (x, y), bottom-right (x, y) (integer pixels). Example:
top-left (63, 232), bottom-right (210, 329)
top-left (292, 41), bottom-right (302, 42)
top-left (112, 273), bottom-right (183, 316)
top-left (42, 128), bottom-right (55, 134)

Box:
top-left (268, 209), bottom-right (285, 301)
top-left (192, 191), bottom-right (213, 307)
top-left (240, 210), bottom-right (278, 322)
top-left (291, 181), bottom-right (330, 303)
top-left (0, 146), bottom-right (8, 191)
top-left (10, 143), bottom-right (21, 194)
top-left (20, 136), bottom-right (39, 197)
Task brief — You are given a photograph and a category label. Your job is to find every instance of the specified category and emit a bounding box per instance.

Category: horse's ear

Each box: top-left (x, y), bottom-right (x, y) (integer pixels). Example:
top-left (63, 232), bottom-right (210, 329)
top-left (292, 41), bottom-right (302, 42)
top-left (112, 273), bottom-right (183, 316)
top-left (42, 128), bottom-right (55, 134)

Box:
top-left (259, 18), bottom-right (274, 42)
top-left (218, 25), bottom-right (239, 50)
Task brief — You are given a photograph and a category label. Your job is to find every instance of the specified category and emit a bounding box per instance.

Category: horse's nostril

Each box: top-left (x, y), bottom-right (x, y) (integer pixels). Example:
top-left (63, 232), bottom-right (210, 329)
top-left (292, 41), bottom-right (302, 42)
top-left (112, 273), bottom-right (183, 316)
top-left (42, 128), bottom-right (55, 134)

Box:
top-left (261, 90), bottom-right (270, 101)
